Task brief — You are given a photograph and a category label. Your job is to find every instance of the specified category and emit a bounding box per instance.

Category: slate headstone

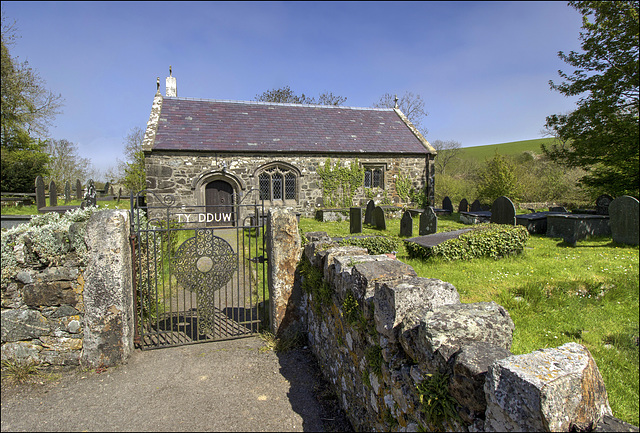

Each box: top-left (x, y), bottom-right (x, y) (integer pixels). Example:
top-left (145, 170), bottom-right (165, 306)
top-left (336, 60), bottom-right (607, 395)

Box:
top-left (364, 200), bottom-right (375, 225)
top-left (103, 181), bottom-right (110, 196)
top-left (490, 196), bottom-right (516, 225)
top-left (609, 195), bottom-right (639, 245)
top-left (549, 206), bottom-right (568, 213)
top-left (35, 176), bottom-right (46, 209)
top-left (595, 194), bottom-right (613, 215)
top-left (470, 199), bottom-right (482, 212)
top-left (64, 181), bottom-right (71, 204)
top-left (458, 198), bottom-right (469, 213)
top-left (117, 187), bottom-right (122, 203)
top-left (373, 206), bottom-right (386, 230)
top-left (400, 210), bottom-right (413, 237)
top-left (109, 185), bottom-right (114, 196)
top-left (350, 207), bottom-right (363, 234)
top-left (49, 180), bottom-right (58, 207)
top-left (419, 206), bottom-right (438, 235)
top-left (442, 196), bottom-right (453, 213)
top-left (75, 179), bottom-right (82, 200)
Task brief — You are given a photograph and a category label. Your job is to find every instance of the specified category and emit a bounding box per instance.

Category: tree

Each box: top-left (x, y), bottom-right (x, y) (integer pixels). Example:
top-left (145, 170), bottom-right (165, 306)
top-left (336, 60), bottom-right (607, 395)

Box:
top-left (44, 138), bottom-right (95, 186)
top-left (372, 91), bottom-right (428, 134)
top-left (118, 126), bottom-right (146, 193)
top-left (431, 139), bottom-right (462, 175)
top-left (477, 152), bottom-right (522, 202)
top-left (542, 1), bottom-right (639, 198)
top-left (255, 86), bottom-right (347, 106)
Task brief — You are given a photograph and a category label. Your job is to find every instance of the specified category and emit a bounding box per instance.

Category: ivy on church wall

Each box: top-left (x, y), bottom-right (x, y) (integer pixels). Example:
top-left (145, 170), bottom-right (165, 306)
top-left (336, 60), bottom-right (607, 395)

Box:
top-left (317, 158), bottom-right (365, 208)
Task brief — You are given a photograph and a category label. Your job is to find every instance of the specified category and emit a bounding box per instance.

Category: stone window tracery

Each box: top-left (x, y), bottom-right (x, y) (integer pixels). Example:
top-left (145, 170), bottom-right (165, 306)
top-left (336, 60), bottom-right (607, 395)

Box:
top-left (258, 166), bottom-right (297, 201)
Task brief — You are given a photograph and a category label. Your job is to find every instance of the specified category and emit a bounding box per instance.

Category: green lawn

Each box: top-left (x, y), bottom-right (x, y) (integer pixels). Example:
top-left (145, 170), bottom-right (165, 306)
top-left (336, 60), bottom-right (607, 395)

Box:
top-left (299, 213), bottom-right (639, 426)
top-left (458, 137), bottom-right (555, 161)
top-left (1, 198), bottom-right (128, 215)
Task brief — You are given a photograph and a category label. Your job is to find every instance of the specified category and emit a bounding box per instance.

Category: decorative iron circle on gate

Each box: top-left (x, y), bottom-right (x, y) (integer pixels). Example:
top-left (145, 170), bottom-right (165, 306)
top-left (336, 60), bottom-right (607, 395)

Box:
top-left (172, 229), bottom-right (238, 334)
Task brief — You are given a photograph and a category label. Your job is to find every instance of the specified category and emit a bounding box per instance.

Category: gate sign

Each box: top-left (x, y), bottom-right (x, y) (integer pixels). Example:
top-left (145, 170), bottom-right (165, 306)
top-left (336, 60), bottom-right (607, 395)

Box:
top-left (172, 229), bottom-right (237, 334)
top-left (176, 212), bottom-right (233, 224)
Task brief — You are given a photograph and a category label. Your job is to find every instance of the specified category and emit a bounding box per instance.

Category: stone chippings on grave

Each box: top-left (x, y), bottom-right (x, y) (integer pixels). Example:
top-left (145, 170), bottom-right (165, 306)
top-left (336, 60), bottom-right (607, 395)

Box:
top-left (470, 199), bottom-right (482, 212)
top-left (419, 206), bottom-right (437, 235)
top-left (443, 196), bottom-right (453, 212)
top-left (35, 176), bottom-right (46, 209)
top-left (596, 194), bottom-right (614, 215)
top-left (459, 198), bottom-right (469, 213)
top-left (490, 196), bottom-right (516, 225)
top-left (372, 206), bottom-right (386, 230)
top-left (609, 195), bottom-right (639, 245)
top-left (49, 180), bottom-right (58, 207)
top-left (400, 210), bottom-right (413, 237)
top-left (364, 200), bottom-right (375, 225)
top-left (350, 207), bottom-right (362, 234)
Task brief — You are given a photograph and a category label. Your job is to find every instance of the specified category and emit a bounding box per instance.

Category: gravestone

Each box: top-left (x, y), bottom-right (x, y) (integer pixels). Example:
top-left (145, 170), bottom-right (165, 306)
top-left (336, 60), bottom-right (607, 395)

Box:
top-left (117, 187), bottom-right (122, 203)
top-left (442, 196), bottom-right (453, 213)
top-left (103, 181), bottom-right (110, 196)
top-left (76, 179), bottom-right (82, 200)
top-left (400, 210), bottom-right (413, 237)
top-left (64, 181), bottom-right (71, 204)
top-left (49, 180), bottom-right (58, 207)
top-left (350, 207), bottom-right (363, 234)
top-left (81, 179), bottom-right (97, 209)
top-left (109, 185), bottom-right (114, 196)
top-left (459, 198), bottom-right (469, 213)
top-left (595, 194), bottom-right (613, 215)
top-left (490, 196), bottom-right (516, 225)
top-left (470, 199), bottom-right (482, 212)
top-left (549, 206), bottom-right (568, 213)
top-left (372, 206), bottom-right (386, 230)
top-left (419, 206), bottom-right (437, 235)
top-left (364, 200), bottom-right (375, 225)
top-left (35, 176), bottom-right (46, 209)
top-left (608, 195), bottom-right (639, 245)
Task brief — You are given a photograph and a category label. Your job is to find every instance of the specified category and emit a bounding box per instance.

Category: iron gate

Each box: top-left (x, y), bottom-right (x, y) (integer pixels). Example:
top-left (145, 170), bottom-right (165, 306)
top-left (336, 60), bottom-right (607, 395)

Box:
top-left (130, 190), bottom-right (268, 349)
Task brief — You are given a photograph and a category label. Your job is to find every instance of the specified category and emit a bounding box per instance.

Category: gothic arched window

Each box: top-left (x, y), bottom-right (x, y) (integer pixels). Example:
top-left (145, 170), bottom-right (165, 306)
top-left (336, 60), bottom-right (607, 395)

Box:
top-left (258, 166), bottom-right (297, 201)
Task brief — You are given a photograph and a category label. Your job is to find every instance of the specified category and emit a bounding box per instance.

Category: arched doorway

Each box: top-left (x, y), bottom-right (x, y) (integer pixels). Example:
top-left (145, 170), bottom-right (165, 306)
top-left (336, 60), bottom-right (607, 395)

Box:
top-left (205, 180), bottom-right (235, 226)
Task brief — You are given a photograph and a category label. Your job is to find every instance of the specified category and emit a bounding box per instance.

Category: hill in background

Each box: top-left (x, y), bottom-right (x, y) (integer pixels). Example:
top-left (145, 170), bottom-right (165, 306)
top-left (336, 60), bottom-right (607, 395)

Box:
top-left (457, 138), bottom-right (555, 162)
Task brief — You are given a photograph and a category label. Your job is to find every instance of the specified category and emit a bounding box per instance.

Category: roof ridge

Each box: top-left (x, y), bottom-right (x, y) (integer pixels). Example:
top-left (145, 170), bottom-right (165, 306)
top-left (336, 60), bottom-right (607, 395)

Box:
top-left (163, 96), bottom-right (395, 111)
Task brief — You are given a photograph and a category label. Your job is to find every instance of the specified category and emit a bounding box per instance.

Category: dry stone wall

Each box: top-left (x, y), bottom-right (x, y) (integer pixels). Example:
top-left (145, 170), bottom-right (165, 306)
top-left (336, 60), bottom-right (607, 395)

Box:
top-left (296, 228), bottom-right (614, 432)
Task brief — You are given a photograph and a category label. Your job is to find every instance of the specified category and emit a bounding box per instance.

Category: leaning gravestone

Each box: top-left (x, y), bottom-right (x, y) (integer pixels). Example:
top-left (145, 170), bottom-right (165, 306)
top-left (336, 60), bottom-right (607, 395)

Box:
top-left (470, 199), bottom-right (482, 212)
top-left (49, 180), bottom-right (58, 207)
top-left (595, 194), bottom-right (613, 215)
top-left (364, 200), bottom-right (375, 225)
top-left (372, 206), bottom-right (386, 230)
top-left (458, 198), bottom-right (469, 213)
top-left (75, 179), bottom-right (82, 200)
top-left (350, 207), bottom-right (363, 234)
top-left (400, 211), bottom-right (413, 237)
top-left (443, 196), bottom-right (453, 213)
top-left (490, 196), bottom-right (516, 225)
top-left (64, 181), bottom-right (71, 204)
top-left (35, 176), bottom-right (46, 209)
top-left (609, 195), bottom-right (639, 245)
top-left (419, 206), bottom-right (437, 235)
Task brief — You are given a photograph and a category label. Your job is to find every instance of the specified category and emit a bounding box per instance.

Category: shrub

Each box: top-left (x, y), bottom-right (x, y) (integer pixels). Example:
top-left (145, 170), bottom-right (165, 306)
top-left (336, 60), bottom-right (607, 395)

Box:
top-left (338, 235), bottom-right (402, 255)
top-left (405, 224), bottom-right (529, 261)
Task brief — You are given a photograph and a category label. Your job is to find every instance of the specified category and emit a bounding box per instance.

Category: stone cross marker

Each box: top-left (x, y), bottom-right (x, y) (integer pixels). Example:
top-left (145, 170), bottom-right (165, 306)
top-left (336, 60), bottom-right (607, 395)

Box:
top-left (76, 179), bottom-right (82, 200)
top-left (35, 176), bottom-right (46, 209)
top-left (459, 198), bottom-right (469, 213)
top-left (609, 195), bottom-right (639, 245)
top-left (64, 181), bottom-right (71, 204)
top-left (443, 196), bottom-right (453, 213)
top-left (595, 194), bottom-right (613, 215)
top-left (400, 211), bottom-right (413, 237)
top-left (350, 207), bottom-right (363, 234)
top-left (364, 200), bottom-right (375, 225)
top-left (372, 206), bottom-right (386, 230)
top-left (49, 180), bottom-right (58, 207)
top-left (419, 206), bottom-right (438, 235)
top-left (470, 199), bottom-right (482, 212)
top-left (490, 196), bottom-right (516, 225)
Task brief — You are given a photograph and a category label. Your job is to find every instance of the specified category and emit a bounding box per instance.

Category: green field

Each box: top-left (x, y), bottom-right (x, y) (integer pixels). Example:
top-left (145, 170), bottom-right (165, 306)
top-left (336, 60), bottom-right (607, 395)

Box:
top-left (457, 137), bottom-right (555, 161)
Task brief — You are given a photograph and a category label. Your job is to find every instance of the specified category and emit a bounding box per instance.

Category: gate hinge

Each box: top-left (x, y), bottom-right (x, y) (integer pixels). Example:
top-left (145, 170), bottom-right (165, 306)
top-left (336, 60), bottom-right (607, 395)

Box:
top-left (248, 255), bottom-right (266, 264)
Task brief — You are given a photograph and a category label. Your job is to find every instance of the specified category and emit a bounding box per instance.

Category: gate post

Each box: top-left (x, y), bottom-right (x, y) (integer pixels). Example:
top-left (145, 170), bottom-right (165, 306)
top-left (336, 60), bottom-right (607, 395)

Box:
top-left (266, 208), bottom-right (302, 335)
top-left (82, 209), bottom-right (135, 367)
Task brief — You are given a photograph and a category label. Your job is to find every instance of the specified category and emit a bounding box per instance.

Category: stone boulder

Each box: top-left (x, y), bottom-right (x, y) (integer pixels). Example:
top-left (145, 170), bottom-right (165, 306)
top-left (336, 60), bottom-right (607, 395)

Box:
top-left (484, 342), bottom-right (612, 432)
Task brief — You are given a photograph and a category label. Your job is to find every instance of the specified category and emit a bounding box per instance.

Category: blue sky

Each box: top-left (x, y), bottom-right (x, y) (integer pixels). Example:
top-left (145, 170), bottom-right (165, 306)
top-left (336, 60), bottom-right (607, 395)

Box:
top-left (2, 1), bottom-right (585, 177)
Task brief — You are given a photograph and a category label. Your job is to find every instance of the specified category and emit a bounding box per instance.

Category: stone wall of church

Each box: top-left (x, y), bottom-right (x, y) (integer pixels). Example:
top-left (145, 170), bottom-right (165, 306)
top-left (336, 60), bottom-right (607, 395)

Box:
top-left (144, 151), bottom-right (434, 217)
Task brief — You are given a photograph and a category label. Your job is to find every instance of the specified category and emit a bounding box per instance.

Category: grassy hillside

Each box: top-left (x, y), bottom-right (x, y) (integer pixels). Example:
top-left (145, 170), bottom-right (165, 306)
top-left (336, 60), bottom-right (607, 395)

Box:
top-left (458, 138), bottom-right (555, 162)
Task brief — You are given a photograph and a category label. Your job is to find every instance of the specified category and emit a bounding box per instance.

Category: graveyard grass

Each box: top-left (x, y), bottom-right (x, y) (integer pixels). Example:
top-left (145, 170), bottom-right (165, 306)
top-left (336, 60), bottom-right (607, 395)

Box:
top-left (299, 213), bottom-right (639, 426)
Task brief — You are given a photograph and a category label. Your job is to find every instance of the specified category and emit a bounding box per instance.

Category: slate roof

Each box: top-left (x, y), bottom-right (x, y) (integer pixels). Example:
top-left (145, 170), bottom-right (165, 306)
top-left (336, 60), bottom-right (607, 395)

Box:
top-left (151, 97), bottom-right (432, 154)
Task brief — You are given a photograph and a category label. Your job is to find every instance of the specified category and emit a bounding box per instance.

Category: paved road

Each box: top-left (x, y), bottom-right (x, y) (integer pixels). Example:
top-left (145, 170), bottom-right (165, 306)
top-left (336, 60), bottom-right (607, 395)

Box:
top-left (1, 337), bottom-right (352, 432)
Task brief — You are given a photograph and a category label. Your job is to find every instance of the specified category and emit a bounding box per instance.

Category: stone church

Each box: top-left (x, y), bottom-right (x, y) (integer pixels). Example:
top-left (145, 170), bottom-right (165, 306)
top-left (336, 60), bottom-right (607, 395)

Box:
top-left (142, 71), bottom-right (436, 219)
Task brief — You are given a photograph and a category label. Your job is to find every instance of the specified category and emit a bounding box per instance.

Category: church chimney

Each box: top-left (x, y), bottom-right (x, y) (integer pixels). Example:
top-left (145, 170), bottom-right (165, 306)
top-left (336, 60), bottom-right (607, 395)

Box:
top-left (166, 65), bottom-right (177, 97)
